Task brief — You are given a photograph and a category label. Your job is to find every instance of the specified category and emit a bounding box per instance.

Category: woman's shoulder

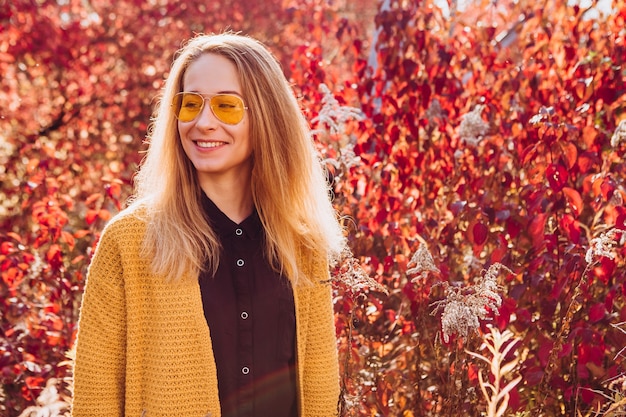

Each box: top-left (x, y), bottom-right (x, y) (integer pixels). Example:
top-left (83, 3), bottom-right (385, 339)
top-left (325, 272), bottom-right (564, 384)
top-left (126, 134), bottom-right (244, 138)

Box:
top-left (100, 202), bottom-right (150, 240)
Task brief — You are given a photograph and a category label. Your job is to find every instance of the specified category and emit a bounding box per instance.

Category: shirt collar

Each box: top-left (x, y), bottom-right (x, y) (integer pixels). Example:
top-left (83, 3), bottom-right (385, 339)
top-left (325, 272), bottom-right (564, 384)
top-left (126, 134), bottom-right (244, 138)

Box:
top-left (201, 192), bottom-right (262, 239)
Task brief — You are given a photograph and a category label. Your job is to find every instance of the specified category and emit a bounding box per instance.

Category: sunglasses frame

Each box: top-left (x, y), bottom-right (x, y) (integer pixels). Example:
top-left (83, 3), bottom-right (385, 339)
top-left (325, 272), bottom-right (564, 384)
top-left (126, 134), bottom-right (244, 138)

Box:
top-left (172, 91), bottom-right (248, 125)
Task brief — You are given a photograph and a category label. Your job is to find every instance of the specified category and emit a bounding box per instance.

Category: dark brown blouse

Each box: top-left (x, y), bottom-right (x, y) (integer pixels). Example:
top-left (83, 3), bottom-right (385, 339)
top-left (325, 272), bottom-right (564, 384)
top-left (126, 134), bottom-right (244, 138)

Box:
top-left (199, 194), bottom-right (298, 417)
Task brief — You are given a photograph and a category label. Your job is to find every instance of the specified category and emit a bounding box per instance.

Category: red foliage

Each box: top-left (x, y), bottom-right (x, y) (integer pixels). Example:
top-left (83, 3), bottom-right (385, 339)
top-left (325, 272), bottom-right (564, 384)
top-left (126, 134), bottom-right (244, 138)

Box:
top-left (2, 0), bottom-right (626, 415)
top-left (303, 0), bottom-right (626, 414)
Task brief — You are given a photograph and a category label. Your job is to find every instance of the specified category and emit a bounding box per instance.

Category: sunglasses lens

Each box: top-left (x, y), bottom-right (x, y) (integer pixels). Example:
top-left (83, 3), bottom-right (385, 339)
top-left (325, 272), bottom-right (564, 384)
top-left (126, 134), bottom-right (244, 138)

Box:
top-left (210, 95), bottom-right (245, 125)
top-left (173, 93), bottom-right (204, 122)
top-left (172, 93), bottom-right (246, 124)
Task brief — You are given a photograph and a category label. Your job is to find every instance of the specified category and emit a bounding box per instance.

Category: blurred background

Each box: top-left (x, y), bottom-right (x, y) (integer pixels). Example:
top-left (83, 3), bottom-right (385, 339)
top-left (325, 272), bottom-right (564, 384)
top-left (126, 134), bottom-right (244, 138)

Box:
top-left (1, 0), bottom-right (626, 415)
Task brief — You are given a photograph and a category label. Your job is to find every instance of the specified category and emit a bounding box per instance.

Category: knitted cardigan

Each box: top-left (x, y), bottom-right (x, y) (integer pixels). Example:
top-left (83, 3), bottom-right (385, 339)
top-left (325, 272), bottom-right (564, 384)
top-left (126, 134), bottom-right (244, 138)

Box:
top-left (71, 207), bottom-right (340, 417)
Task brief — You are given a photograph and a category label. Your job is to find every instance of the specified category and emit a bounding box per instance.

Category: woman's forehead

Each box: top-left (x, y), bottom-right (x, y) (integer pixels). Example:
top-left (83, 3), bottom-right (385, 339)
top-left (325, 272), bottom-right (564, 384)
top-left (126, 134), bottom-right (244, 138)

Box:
top-left (182, 53), bottom-right (242, 93)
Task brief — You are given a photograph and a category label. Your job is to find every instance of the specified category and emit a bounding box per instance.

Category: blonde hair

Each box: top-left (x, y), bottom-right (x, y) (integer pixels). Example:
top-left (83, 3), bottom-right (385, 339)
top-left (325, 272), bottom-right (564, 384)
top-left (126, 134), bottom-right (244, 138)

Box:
top-left (131, 33), bottom-right (345, 285)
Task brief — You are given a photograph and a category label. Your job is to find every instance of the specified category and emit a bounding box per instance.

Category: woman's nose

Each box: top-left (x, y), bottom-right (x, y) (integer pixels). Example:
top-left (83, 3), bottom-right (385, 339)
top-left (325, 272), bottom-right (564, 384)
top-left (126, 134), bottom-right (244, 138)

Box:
top-left (194, 101), bottom-right (219, 129)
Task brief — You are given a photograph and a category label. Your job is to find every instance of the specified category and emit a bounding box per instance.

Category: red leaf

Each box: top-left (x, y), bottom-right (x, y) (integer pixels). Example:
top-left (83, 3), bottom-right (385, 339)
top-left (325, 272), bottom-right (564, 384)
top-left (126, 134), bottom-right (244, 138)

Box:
top-left (601, 177), bottom-right (617, 201)
top-left (85, 193), bottom-right (102, 206)
top-left (0, 241), bottom-right (14, 255)
top-left (98, 209), bottom-right (111, 221)
top-left (528, 213), bottom-right (547, 249)
top-left (73, 230), bottom-right (91, 239)
top-left (527, 161), bottom-right (547, 185)
top-left (546, 163), bottom-right (568, 192)
top-left (559, 214), bottom-right (581, 243)
top-left (61, 231), bottom-right (75, 251)
top-left (578, 343), bottom-right (604, 366)
top-left (2, 267), bottom-right (20, 287)
top-left (588, 302), bottom-right (606, 323)
top-left (580, 386), bottom-right (595, 403)
top-left (562, 187), bottom-right (583, 217)
top-left (490, 234), bottom-right (508, 263)
top-left (593, 258), bottom-right (615, 285)
top-left (617, 210), bottom-right (626, 230)
top-left (559, 342), bottom-right (573, 358)
top-left (6, 232), bottom-right (22, 243)
top-left (467, 362), bottom-right (479, 383)
top-left (472, 222), bottom-right (489, 246)
top-left (523, 366), bottom-right (544, 386)
top-left (26, 158), bottom-right (40, 174)
top-left (46, 244), bottom-right (61, 263)
top-left (506, 218), bottom-right (522, 238)
top-left (559, 142), bottom-right (578, 169)
top-left (576, 151), bottom-right (597, 173)
top-left (85, 209), bottom-right (98, 225)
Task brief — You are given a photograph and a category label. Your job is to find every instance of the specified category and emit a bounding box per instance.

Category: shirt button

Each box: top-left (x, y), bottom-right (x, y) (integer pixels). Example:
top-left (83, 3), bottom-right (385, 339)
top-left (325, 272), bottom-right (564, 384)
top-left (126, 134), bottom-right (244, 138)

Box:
top-left (236, 259), bottom-right (244, 267)
top-left (241, 366), bottom-right (250, 375)
top-left (241, 311), bottom-right (248, 320)
top-left (235, 228), bottom-right (243, 236)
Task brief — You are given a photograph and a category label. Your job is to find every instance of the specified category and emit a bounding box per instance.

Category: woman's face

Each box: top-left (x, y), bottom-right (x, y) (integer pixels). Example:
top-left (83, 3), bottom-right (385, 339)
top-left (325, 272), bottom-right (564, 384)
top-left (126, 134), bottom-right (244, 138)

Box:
top-left (177, 53), bottom-right (252, 186)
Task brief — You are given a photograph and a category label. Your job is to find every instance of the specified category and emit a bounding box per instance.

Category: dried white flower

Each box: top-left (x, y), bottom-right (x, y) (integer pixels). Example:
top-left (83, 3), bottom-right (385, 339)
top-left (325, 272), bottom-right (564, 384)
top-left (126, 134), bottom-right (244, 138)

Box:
top-left (324, 141), bottom-right (360, 170)
top-left (314, 84), bottom-right (363, 171)
top-left (611, 119), bottom-right (626, 148)
top-left (528, 113), bottom-right (544, 125)
top-left (425, 98), bottom-right (444, 123)
top-left (607, 373), bottom-right (626, 394)
top-left (332, 247), bottom-right (388, 294)
top-left (585, 228), bottom-right (618, 264)
top-left (17, 378), bottom-right (69, 417)
top-left (28, 251), bottom-right (44, 279)
top-left (312, 83), bottom-right (364, 135)
top-left (528, 106), bottom-right (555, 127)
top-left (440, 297), bottom-right (481, 343)
top-left (340, 143), bottom-right (360, 168)
top-left (610, 190), bottom-right (624, 206)
top-left (459, 104), bottom-right (489, 146)
top-left (0, 134), bottom-right (16, 166)
top-left (432, 263), bottom-right (511, 343)
top-left (407, 242), bottom-right (440, 281)
top-left (462, 246), bottom-right (483, 270)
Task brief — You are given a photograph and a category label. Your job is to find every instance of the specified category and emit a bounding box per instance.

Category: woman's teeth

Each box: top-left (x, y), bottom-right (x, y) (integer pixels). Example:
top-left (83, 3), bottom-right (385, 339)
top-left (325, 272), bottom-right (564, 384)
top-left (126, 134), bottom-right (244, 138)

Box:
top-left (196, 141), bottom-right (223, 148)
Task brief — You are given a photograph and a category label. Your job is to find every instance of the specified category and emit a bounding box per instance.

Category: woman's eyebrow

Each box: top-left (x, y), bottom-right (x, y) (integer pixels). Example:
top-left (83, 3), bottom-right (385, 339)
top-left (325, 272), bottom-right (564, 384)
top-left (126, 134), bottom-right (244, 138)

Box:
top-left (218, 90), bottom-right (243, 96)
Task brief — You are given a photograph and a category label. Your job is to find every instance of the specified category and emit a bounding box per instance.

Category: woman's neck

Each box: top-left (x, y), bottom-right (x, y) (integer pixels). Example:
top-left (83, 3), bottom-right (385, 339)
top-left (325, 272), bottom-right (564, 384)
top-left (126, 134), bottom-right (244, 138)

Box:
top-left (199, 176), bottom-right (253, 224)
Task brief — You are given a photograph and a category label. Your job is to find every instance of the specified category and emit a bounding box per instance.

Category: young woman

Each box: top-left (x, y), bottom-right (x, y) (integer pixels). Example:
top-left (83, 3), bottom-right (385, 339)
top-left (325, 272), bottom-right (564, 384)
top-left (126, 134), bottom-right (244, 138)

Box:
top-left (71, 33), bottom-right (345, 417)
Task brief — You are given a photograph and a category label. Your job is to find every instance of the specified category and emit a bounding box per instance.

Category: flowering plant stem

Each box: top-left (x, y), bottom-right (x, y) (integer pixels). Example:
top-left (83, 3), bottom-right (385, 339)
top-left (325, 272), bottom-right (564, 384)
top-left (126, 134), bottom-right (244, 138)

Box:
top-left (535, 262), bottom-right (593, 415)
top-left (466, 327), bottom-right (522, 417)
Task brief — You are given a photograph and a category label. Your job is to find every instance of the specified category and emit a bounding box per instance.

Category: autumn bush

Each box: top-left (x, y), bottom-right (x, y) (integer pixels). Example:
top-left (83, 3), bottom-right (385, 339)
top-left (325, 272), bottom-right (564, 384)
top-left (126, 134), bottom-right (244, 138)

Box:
top-left (1, 0), bottom-right (626, 416)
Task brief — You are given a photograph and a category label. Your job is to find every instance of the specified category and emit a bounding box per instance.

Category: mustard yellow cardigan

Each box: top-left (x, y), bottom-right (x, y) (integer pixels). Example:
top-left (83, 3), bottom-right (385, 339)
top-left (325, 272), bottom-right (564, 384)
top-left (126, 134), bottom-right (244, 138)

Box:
top-left (71, 208), bottom-right (340, 417)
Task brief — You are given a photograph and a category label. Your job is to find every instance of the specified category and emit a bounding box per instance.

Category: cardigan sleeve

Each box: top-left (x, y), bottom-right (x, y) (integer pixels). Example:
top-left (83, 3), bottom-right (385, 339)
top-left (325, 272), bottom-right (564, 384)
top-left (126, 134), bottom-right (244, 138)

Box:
top-left (71, 222), bottom-right (127, 416)
top-left (300, 264), bottom-right (340, 417)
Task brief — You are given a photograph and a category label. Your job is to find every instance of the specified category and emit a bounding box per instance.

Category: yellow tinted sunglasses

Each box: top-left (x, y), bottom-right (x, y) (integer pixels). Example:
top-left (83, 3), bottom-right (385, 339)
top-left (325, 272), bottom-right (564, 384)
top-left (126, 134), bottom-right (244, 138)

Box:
top-left (172, 92), bottom-right (248, 124)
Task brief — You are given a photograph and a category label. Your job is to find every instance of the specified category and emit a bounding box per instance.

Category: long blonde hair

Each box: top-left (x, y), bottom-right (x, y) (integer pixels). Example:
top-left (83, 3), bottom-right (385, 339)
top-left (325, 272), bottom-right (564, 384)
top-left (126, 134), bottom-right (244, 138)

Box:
top-left (131, 33), bottom-right (345, 285)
